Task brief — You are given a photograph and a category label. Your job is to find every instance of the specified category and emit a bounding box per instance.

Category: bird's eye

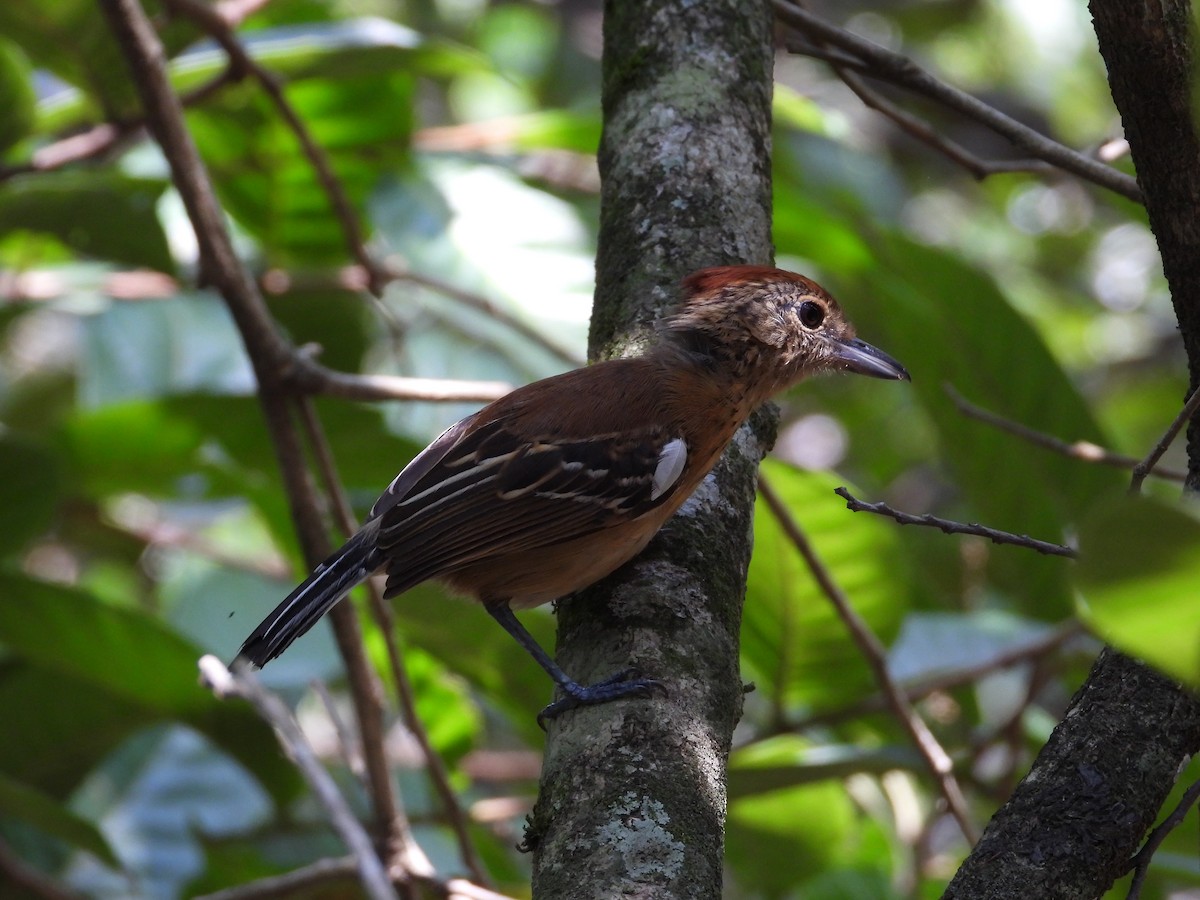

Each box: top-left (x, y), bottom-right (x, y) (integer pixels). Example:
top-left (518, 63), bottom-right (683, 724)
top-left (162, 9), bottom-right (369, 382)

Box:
top-left (798, 300), bottom-right (825, 329)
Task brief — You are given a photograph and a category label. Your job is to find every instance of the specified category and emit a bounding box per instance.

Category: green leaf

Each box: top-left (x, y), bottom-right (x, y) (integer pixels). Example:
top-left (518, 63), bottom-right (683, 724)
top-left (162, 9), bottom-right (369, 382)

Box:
top-left (0, 40), bottom-right (35, 154)
top-left (743, 462), bottom-right (909, 712)
top-left (727, 736), bottom-right (860, 895)
top-left (77, 295), bottom-right (252, 406)
top-left (1075, 494), bottom-right (1200, 687)
top-left (0, 772), bottom-right (119, 866)
top-left (0, 172), bottom-right (173, 272)
top-left (63, 401), bottom-right (204, 497)
top-left (0, 433), bottom-right (60, 556)
top-left (0, 575), bottom-right (298, 800)
top-left (848, 233), bottom-right (1118, 617)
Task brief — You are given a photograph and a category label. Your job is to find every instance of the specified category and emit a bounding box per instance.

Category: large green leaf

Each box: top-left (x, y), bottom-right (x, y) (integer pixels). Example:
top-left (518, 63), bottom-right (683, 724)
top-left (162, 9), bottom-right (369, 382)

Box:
top-left (77, 295), bottom-right (253, 407)
top-left (727, 736), bottom-right (861, 896)
top-left (1076, 494), bottom-right (1200, 687)
top-left (0, 771), bottom-right (119, 866)
top-left (743, 462), bottom-right (909, 713)
top-left (0, 575), bottom-right (297, 800)
top-left (0, 433), bottom-right (60, 556)
top-left (0, 39), bottom-right (35, 155)
top-left (35, 18), bottom-right (483, 136)
top-left (846, 233), bottom-right (1117, 617)
top-left (0, 172), bottom-right (173, 272)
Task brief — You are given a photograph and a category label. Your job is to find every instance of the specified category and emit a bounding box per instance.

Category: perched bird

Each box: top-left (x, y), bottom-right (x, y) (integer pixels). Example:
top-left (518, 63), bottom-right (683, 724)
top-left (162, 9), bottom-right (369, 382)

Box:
top-left (238, 265), bottom-right (909, 722)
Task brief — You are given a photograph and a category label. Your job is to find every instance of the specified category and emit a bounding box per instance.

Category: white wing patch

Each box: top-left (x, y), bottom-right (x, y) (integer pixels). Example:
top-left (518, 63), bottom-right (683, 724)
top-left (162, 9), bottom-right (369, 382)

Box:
top-left (651, 437), bottom-right (688, 500)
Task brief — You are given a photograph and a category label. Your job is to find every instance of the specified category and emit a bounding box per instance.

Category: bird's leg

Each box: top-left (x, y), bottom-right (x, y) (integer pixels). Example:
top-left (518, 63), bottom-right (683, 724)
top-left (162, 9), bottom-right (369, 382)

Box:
top-left (485, 602), bottom-right (664, 727)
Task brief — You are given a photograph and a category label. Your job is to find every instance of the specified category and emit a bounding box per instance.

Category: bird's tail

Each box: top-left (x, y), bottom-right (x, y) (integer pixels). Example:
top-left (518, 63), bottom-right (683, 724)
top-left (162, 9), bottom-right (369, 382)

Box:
top-left (237, 532), bottom-right (381, 667)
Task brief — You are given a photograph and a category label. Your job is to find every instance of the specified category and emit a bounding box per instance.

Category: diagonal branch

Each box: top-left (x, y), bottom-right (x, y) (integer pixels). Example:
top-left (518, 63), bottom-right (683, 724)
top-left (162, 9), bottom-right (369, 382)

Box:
top-left (773, 0), bottom-right (1142, 203)
top-left (165, 0), bottom-right (387, 296)
top-left (1130, 384), bottom-right (1200, 493)
top-left (97, 0), bottom-right (407, 873)
top-left (758, 474), bottom-right (980, 844)
top-left (200, 657), bottom-right (399, 900)
top-left (834, 487), bottom-right (1078, 558)
top-left (946, 384), bottom-right (1188, 484)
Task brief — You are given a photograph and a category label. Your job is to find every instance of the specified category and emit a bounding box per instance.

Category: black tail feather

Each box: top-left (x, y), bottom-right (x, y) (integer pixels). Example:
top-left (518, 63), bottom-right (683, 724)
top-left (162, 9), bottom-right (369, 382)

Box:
top-left (238, 534), bottom-right (380, 667)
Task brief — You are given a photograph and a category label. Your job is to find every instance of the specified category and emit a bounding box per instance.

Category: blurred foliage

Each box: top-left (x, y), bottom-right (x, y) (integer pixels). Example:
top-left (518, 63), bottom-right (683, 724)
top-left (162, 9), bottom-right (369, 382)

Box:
top-left (0, 0), bottom-right (1195, 897)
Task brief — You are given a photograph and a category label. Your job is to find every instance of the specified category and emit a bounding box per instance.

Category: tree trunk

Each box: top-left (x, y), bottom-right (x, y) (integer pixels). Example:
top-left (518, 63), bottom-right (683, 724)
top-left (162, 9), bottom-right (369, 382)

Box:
top-left (528, 1), bottom-right (774, 896)
top-left (947, 1), bottom-right (1200, 895)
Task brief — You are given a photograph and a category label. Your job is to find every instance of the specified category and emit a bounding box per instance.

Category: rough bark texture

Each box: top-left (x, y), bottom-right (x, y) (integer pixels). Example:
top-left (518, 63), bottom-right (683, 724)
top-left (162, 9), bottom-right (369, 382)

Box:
top-left (528, 1), bottom-right (774, 897)
top-left (1091, 0), bottom-right (1200, 487)
top-left (944, 650), bottom-right (1200, 898)
top-left (947, 1), bottom-right (1200, 896)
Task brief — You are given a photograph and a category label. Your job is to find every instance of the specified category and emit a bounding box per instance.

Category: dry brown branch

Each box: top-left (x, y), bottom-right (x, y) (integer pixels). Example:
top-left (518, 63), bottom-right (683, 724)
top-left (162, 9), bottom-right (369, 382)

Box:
top-left (1125, 778), bottom-right (1200, 899)
top-left (97, 0), bottom-right (408, 872)
top-left (791, 620), bottom-right (1084, 731)
top-left (1131, 385), bottom-right (1200, 493)
top-left (758, 474), bottom-right (980, 843)
top-left (295, 396), bottom-right (491, 885)
top-left (0, 67), bottom-right (240, 184)
top-left (773, 0), bottom-right (1142, 203)
top-left (946, 384), bottom-right (1188, 484)
top-left (200, 657), bottom-right (399, 900)
top-left (165, 0), bottom-right (387, 295)
top-left (835, 487), bottom-right (1077, 558)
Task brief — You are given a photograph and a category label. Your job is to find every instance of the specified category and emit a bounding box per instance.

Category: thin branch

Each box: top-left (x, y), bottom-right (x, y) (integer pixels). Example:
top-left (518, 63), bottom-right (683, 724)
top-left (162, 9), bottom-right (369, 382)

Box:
top-left (194, 856), bottom-right (516, 900)
top-left (301, 364), bottom-right (511, 404)
top-left (789, 620), bottom-right (1084, 731)
top-left (0, 67), bottom-right (241, 184)
top-left (789, 33), bottom-right (1060, 182)
top-left (263, 262), bottom-right (583, 368)
top-left (758, 474), bottom-right (980, 844)
top-left (165, 0), bottom-right (386, 296)
top-left (390, 265), bottom-right (585, 368)
top-left (835, 486), bottom-right (1077, 559)
top-left (0, 837), bottom-right (83, 900)
top-left (773, 0), bottom-right (1143, 203)
top-left (194, 857), bottom-right (359, 900)
top-left (946, 384), bottom-right (1188, 484)
top-left (295, 397), bottom-right (490, 886)
top-left (200, 657), bottom-right (398, 900)
top-left (97, 0), bottom-right (407, 869)
top-left (1131, 384), bottom-right (1200, 493)
top-left (288, 396), bottom-right (414, 863)
top-left (1125, 778), bottom-right (1200, 899)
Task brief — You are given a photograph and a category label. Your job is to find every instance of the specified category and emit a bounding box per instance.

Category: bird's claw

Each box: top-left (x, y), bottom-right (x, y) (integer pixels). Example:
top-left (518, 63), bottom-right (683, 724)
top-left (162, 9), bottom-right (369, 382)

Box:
top-left (537, 668), bottom-right (667, 729)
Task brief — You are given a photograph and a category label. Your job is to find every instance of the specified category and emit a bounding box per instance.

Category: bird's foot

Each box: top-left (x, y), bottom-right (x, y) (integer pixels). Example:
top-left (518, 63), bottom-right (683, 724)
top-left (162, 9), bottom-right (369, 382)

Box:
top-left (537, 668), bottom-right (667, 729)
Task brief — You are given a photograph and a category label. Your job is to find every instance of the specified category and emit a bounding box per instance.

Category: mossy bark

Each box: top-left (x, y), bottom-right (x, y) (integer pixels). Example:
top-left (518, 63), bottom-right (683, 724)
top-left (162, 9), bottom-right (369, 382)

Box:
top-left (529, 1), bottom-right (774, 897)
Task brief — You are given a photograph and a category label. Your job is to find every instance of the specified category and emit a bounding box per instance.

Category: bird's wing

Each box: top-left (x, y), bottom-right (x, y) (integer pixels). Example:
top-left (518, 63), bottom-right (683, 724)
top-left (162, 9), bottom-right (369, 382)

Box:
top-left (369, 416), bottom-right (689, 588)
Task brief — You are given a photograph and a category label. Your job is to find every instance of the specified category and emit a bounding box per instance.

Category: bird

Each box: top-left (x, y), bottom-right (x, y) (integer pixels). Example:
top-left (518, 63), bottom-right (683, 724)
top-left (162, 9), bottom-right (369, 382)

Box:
top-left (237, 264), bottom-right (909, 723)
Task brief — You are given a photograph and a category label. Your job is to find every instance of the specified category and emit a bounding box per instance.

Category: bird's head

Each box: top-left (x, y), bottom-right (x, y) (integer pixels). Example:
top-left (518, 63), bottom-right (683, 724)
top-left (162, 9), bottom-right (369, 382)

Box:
top-left (661, 265), bottom-right (909, 396)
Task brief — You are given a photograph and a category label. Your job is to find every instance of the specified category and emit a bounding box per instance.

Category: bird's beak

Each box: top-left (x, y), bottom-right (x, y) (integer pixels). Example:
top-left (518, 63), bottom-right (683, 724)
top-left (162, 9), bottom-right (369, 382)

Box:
top-left (833, 337), bottom-right (910, 381)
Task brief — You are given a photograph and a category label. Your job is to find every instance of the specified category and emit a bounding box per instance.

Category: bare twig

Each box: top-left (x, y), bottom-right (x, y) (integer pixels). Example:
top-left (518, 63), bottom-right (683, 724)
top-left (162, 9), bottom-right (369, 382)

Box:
top-left (773, 0), bottom-right (1142, 203)
top-left (165, 0), bottom-right (386, 295)
top-left (262, 262), bottom-right (583, 368)
top-left (794, 35), bottom-right (1059, 182)
top-left (194, 856), bottom-right (516, 900)
top-left (0, 67), bottom-right (240, 184)
top-left (194, 857), bottom-right (360, 900)
top-left (791, 620), bottom-right (1084, 731)
top-left (295, 397), bottom-right (490, 885)
top-left (200, 657), bottom-right (399, 900)
top-left (392, 265), bottom-right (584, 367)
top-left (0, 837), bottom-right (83, 900)
top-left (946, 384), bottom-right (1188, 484)
top-left (758, 475), bottom-right (980, 843)
top-left (1130, 385), bottom-right (1200, 493)
top-left (835, 486), bottom-right (1077, 559)
top-left (97, 0), bottom-right (408, 869)
top-left (1125, 778), bottom-right (1200, 899)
